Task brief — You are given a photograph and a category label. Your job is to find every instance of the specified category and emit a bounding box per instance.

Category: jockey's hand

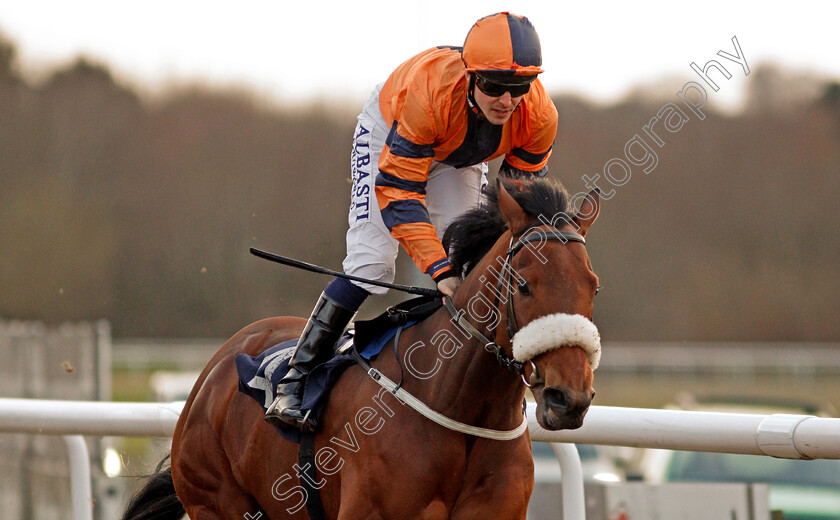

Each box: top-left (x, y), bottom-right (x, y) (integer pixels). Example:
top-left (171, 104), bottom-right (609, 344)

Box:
top-left (436, 276), bottom-right (461, 301)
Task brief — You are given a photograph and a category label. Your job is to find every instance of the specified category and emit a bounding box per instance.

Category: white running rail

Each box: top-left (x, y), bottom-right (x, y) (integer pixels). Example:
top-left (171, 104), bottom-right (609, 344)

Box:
top-left (2, 398), bottom-right (840, 520)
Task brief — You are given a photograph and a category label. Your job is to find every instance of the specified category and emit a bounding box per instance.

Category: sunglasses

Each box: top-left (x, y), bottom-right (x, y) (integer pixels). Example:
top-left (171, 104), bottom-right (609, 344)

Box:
top-left (474, 75), bottom-right (532, 98)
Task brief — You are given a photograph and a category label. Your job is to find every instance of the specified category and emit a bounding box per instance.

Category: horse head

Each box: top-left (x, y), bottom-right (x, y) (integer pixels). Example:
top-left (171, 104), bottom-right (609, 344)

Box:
top-left (501, 181), bottom-right (600, 430)
top-left (447, 178), bottom-right (601, 431)
top-left (506, 183), bottom-right (601, 430)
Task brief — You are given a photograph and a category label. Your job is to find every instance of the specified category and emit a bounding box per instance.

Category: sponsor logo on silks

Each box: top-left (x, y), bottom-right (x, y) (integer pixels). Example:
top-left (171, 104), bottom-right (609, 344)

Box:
top-left (350, 124), bottom-right (372, 221)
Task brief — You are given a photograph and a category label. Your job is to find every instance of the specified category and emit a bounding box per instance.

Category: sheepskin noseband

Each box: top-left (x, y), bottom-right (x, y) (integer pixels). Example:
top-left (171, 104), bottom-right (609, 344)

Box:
top-left (511, 314), bottom-right (601, 370)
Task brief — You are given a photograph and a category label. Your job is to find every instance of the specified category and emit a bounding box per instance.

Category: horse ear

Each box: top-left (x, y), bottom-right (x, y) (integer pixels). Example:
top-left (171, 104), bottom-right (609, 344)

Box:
top-left (498, 179), bottom-right (530, 233)
top-left (572, 189), bottom-right (600, 237)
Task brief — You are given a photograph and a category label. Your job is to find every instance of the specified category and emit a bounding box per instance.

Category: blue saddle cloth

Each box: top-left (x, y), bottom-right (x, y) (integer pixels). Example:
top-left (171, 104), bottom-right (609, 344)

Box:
top-left (235, 322), bottom-right (414, 444)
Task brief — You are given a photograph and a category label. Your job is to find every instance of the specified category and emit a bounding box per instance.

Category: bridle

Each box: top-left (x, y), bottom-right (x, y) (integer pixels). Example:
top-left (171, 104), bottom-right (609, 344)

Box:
top-left (444, 218), bottom-right (587, 384)
top-left (350, 217), bottom-right (590, 440)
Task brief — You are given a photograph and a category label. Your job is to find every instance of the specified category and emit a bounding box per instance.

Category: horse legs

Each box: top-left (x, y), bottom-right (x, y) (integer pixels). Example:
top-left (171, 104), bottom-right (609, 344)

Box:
top-left (448, 478), bottom-right (531, 520)
top-left (327, 443), bottom-right (461, 520)
top-left (448, 438), bottom-right (534, 520)
top-left (449, 487), bottom-right (530, 520)
top-left (176, 479), bottom-right (264, 520)
top-left (335, 488), bottom-right (451, 520)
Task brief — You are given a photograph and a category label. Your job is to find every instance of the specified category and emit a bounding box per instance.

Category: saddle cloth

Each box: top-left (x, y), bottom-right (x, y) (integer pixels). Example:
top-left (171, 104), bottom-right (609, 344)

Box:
top-left (235, 320), bottom-right (416, 444)
top-left (235, 296), bottom-right (440, 443)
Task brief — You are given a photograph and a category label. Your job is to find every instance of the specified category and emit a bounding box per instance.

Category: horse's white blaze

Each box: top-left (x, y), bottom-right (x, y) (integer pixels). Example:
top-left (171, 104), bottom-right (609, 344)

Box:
top-left (512, 314), bottom-right (601, 370)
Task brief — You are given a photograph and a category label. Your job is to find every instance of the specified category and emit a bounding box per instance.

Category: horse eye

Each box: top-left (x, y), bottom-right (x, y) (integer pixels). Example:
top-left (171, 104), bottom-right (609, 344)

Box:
top-left (518, 281), bottom-right (532, 296)
top-left (595, 285), bottom-right (601, 296)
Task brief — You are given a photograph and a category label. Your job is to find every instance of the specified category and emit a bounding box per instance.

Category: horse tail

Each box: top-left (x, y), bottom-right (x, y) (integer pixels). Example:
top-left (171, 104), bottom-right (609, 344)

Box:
top-left (121, 455), bottom-right (186, 520)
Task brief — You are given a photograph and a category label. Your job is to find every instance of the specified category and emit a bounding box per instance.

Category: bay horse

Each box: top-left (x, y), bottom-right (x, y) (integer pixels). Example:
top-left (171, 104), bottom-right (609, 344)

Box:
top-left (122, 178), bottom-right (601, 520)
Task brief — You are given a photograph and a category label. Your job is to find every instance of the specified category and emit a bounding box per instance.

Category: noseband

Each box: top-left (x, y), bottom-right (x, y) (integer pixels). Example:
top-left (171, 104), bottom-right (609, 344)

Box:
top-left (352, 221), bottom-right (589, 440)
top-left (444, 221), bottom-right (587, 380)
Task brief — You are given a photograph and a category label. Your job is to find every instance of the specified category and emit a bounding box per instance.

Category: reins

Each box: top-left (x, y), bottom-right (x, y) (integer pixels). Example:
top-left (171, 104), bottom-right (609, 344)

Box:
top-left (443, 223), bottom-right (586, 372)
top-left (251, 221), bottom-right (588, 440)
top-left (443, 297), bottom-right (523, 374)
top-left (361, 223), bottom-right (587, 440)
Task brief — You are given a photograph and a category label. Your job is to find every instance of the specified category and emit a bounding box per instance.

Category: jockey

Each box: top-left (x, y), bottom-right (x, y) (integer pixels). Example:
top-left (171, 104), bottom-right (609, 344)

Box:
top-left (266, 12), bottom-right (559, 431)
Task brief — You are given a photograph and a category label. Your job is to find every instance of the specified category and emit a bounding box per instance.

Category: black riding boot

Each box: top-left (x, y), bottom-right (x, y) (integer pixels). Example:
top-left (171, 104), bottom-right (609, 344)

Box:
top-left (265, 292), bottom-right (355, 431)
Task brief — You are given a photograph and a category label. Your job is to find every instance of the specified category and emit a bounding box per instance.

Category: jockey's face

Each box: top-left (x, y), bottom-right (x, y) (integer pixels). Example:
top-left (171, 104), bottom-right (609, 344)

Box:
top-left (468, 72), bottom-right (525, 125)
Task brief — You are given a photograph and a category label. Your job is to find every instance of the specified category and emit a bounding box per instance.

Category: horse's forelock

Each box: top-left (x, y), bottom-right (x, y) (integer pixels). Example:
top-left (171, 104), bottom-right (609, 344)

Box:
top-left (511, 179), bottom-right (571, 222)
top-left (443, 178), bottom-right (571, 277)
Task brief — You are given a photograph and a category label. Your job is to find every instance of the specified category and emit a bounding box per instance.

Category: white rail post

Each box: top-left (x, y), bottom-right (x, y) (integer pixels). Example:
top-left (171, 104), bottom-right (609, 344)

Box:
top-left (549, 443), bottom-right (586, 520)
top-left (63, 435), bottom-right (94, 520)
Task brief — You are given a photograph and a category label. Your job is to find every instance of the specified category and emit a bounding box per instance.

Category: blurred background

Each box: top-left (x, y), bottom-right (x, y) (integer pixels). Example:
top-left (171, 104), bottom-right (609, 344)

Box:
top-left (1, 1), bottom-right (839, 518)
top-left (1, 1), bottom-right (838, 340)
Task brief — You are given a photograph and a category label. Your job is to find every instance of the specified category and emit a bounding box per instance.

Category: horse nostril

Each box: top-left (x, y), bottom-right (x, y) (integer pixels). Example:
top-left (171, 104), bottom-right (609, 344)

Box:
top-left (543, 387), bottom-right (570, 412)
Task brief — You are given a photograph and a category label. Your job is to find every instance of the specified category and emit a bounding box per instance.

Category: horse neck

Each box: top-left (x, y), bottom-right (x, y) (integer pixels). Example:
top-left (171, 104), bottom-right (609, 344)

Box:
top-left (402, 235), bottom-right (526, 429)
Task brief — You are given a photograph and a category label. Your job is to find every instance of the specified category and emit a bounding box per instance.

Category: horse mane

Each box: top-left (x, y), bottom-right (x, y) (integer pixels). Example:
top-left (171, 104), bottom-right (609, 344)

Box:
top-left (442, 178), bottom-right (571, 277)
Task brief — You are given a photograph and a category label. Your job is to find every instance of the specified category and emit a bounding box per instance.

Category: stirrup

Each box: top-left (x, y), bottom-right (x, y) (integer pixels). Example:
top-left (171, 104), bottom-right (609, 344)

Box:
top-left (265, 394), bottom-right (283, 418)
top-left (266, 407), bottom-right (317, 432)
top-left (264, 395), bottom-right (288, 426)
top-left (298, 409), bottom-right (316, 432)
top-left (335, 331), bottom-right (355, 355)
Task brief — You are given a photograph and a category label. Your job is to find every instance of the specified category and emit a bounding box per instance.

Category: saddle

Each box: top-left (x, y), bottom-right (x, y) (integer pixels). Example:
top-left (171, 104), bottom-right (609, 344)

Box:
top-left (235, 296), bottom-right (442, 444)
